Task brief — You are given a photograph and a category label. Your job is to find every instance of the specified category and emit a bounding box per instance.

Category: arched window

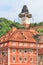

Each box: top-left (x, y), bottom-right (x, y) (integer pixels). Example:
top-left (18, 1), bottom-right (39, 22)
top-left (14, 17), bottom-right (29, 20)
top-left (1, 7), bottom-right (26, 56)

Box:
top-left (24, 49), bottom-right (28, 54)
top-left (19, 57), bottom-right (22, 62)
top-left (19, 49), bottom-right (22, 53)
top-left (24, 57), bottom-right (28, 62)
top-left (30, 57), bottom-right (33, 62)
top-left (12, 56), bottom-right (15, 62)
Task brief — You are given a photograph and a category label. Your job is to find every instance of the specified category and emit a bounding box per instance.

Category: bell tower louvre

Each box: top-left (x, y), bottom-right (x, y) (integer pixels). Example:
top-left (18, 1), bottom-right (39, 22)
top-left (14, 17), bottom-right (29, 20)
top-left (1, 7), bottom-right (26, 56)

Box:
top-left (19, 5), bottom-right (32, 28)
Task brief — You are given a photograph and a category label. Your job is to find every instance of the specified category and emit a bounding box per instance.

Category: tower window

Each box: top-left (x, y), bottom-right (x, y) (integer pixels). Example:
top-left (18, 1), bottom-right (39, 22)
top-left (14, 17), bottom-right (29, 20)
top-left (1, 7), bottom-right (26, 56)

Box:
top-left (30, 44), bottom-right (33, 47)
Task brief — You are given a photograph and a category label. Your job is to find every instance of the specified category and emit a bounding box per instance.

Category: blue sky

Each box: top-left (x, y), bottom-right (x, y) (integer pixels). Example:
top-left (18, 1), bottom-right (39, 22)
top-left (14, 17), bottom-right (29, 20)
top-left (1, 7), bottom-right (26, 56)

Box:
top-left (0, 0), bottom-right (43, 23)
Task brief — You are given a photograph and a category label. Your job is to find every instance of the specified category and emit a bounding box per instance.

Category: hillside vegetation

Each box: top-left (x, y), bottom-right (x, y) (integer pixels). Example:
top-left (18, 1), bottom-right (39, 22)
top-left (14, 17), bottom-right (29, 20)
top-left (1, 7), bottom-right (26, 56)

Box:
top-left (0, 18), bottom-right (25, 37)
top-left (0, 18), bottom-right (43, 37)
top-left (30, 22), bottom-right (43, 33)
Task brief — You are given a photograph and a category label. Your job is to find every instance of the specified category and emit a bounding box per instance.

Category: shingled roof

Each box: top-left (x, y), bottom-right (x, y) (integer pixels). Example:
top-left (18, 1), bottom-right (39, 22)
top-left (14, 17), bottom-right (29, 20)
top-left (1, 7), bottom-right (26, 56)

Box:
top-left (0, 27), bottom-right (39, 44)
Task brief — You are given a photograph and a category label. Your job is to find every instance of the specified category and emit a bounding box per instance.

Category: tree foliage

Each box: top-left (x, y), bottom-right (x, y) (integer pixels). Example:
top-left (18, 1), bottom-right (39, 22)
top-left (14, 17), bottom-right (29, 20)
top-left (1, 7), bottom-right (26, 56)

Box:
top-left (0, 18), bottom-right (43, 37)
top-left (36, 28), bottom-right (43, 33)
top-left (0, 18), bottom-right (25, 37)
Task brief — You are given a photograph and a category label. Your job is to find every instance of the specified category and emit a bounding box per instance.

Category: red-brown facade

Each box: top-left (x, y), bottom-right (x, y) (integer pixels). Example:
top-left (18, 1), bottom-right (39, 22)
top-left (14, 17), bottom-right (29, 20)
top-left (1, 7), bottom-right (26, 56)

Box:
top-left (0, 27), bottom-right (43, 65)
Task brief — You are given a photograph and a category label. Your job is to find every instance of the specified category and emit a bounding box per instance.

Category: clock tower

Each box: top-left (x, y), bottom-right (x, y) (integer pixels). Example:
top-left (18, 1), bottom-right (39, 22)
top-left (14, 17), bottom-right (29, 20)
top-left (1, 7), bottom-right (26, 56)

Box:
top-left (19, 5), bottom-right (32, 28)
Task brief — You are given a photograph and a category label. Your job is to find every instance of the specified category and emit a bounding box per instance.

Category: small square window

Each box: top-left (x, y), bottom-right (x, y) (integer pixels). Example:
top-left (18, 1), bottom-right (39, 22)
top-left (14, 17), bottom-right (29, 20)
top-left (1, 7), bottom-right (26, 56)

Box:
top-left (40, 45), bottom-right (43, 48)
top-left (4, 43), bottom-right (7, 46)
top-left (12, 43), bottom-right (16, 46)
top-left (24, 43), bottom-right (27, 46)
top-left (19, 43), bottom-right (23, 46)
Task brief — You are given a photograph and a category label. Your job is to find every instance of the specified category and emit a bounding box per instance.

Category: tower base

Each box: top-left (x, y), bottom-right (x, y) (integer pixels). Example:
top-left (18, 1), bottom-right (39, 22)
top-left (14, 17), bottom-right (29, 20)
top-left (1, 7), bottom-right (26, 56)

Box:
top-left (22, 24), bottom-right (30, 28)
